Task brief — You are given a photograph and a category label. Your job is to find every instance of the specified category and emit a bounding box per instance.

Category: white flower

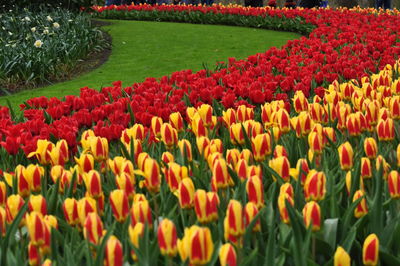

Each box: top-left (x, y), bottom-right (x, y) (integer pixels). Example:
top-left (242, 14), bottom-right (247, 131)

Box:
top-left (53, 22), bottom-right (60, 29)
top-left (34, 40), bottom-right (43, 48)
top-left (68, 19), bottom-right (73, 22)
top-left (43, 29), bottom-right (49, 35)
top-left (8, 32), bottom-right (12, 36)
top-left (31, 27), bottom-right (36, 32)
top-left (24, 16), bottom-right (31, 22)
top-left (46, 16), bottom-right (53, 22)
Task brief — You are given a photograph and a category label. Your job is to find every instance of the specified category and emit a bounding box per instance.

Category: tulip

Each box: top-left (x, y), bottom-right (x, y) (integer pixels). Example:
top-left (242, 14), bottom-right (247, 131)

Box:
top-left (388, 170), bottom-right (400, 199)
top-left (310, 102), bottom-right (328, 124)
top-left (6, 194), bottom-right (25, 225)
top-left (363, 234), bottom-right (379, 266)
top-left (161, 151), bottom-right (174, 164)
top-left (137, 152), bottom-right (150, 172)
top-left (346, 113), bottom-right (362, 136)
top-left (376, 155), bottom-right (390, 179)
top-left (229, 123), bottom-right (245, 145)
top-left (121, 124), bottom-right (145, 145)
top-left (26, 211), bottom-right (45, 246)
top-left (277, 193), bottom-right (293, 224)
top-left (361, 157), bottom-right (372, 179)
top-left (77, 196), bottom-right (97, 227)
top-left (104, 235), bottom-right (123, 266)
top-left (160, 123), bottom-right (178, 148)
top-left (178, 139), bottom-right (192, 162)
top-left (130, 200), bottom-right (152, 228)
top-left (87, 136), bottom-right (109, 161)
top-left (250, 121), bottom-right (264, 138)
top-left (323, 127), bottom-right (336, 145)
top-left (42, 259), bottom-right (52, 266)
top-left (80, 129), bottom-right (96, 150)
top-left (224, 200), bottom-right (244, 240)
top-left (219, 243), bottom-right (237, 266)
top-left (236, 105), bottom-right (254, 123)
top-left (59, 170), bottom-right (75, 194)
top-left (251, 133), bottom-right (272, 162)
top-left (191, 114), bottom-right (208, 137)
top-left (177, 178), bottom-right (195, 209)
top-left (0, 181), bottom-right (6, 206)
top-left (13, 165), bottom-right (30, 198)
top-left (196, 136), bottom-right (210, 156)
top-left (75, 153), bottom-right (95, 173)
top-left (222, 108), bottom-right (237, 127)
top-left (198, 104), bottom-right (213, 127)
top-left (25, 164), bottom-right (44, 193)
top-left (293, 90), bottom-right (308, 113)
top-left (364, 138), bottom-right (378, 159)
top-left (109, 190), bottom-right (130, 223)
top-left (62, 198), bottom-right (79, 226)
top-left (280, 183), bottom-right (294, 199)
top-left (142, 158), bottom-right (161, 194)
top-left (333, 246), bottom-right (351, 266)
top-left (178, 225), bottom-right (213, 265)
top-left (157, 218), bottom-right (178, 257)
top-left (83, 212), bottom-right (103, 245)
top-left (50, 165), bottom-right (64, 184)
top-left (294, 158), bottom-right (309, 185)
top-left (108, 156), bottom-right (126, 176)
top-left (353, 190), bottom-right (368, 218)
top-left (169, 112), bottom-right (184, 132)
top-left (275, 108), bottom-right (291, 134)
top-left (291, 112), bottom-right (313, 137)
top-left (194, 190), bottom-right (219, 223)
top-left (376, 118), bottom-right (395, 141)
top-left (304, 170), bottom-right (326, 201)
top-left (123, 139), bottom-right (143, 164)
top-left (83, 170), bottom-right (102, 199)
top-left (0, 207), bottom-right (5, 236)
top-left (28, 139), bottom-right (54, 165)
top-left (247, 165), bottom-right (262, 180)
top-left (338, 142), bottom-right (353, 171)
top-left (335, 103), bottom-right (351, 130)
top-left (235, 159), bottom-right (248, 182)
top-left (302, 201), bottom-right (321, 232)
top-left (115, 173), bottom-right (135, 200)
top-left (128, 222), bottom-right (144, 261)
top-left (212, 158), bottom-right (230, 189)
top-left (246, 176), bottom-right (264, 209)
top-left (244, 202), bottom-right (261, 232)
top-left (164, 162), bottom-right (189, 192)
top-left (28, 243), bottom-right (41, 266)
top-left (151, 116), bottom-right (163, 138)
top-left (269, 156), bottom-right (290, 182)
top-left (226, 149), bottom-right (240, 168)
top-left (44, 215), bottom-right (58, 229)
top-left (29, 195), bottom-right (47, 216)
top-left (308, 131), bottom-right (324, 154)
top-left (48, 144), bottom-right (68, 167)
top-left (273, 145), bottom-right (288, 158)
top-left (239, 149), bottom-right (253, 164)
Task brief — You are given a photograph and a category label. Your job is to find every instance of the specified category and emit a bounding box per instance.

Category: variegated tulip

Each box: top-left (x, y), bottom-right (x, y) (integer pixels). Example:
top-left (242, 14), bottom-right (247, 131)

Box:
top-left (362, 234), bottom-right (379, 266)
top-left (157, 218), bottom-right (178, 257)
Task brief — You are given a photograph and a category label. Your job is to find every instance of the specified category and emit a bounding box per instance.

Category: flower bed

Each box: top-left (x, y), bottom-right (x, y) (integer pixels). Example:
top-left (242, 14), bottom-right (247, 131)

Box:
top-left (0, 8), bottom-right (105, 91)
top-left (0, 4), bottom-right (400, 265)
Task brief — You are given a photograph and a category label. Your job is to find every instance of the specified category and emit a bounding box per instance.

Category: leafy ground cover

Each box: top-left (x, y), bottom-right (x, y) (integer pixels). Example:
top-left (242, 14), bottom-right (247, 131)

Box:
top-left (0, 20), bottom-right (299, 110)
top-left (0, 4), bottom-right (399, 266)
top-left (0, 8), bottom-right (105, 92)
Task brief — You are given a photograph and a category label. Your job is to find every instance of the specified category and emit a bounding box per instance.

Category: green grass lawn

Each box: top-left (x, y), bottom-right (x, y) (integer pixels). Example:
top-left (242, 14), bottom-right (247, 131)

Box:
top-left (0, 20), bottom-right (300, 111)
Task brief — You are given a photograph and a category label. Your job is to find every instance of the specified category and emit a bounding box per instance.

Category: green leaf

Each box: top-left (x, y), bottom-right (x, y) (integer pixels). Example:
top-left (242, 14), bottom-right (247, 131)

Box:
top-left (93, 221), bottom-right (116, 265)
top-left (285, 200), bottom-right (307, 266)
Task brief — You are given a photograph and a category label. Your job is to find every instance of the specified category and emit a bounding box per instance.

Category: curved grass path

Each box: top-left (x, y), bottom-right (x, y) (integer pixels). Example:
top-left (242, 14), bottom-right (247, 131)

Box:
top-left (0, 20), bottom-right (300, 110)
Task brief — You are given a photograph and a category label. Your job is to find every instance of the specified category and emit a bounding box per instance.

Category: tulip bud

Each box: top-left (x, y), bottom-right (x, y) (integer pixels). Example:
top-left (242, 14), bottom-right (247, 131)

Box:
top-left (87, 136), bottom-right (109, 161)
top-left (246, 176), bottom-right (264, 209)
top-left (239, 149), bottom-right (253, 164)
top-left (130, 200), bottom-right (152, 228)
top-left (362, 234), bottom-right (379, 266)
top-left (377, 118), bottom-right (395, 141)
top-left (376, 155), bottom-right (390, 179)
top-left (247, 165), bottom-right (262, 180)
top-left (388, 170), bottom-right (400, 199)
top-left (236, 105), bottom-right (254, 122)
top-left (26, 211), bottom-right (45, 246)
top-left (104, 235), bottom-right (123, 266)
top-left (304, 170), bottom-right (326, 201)
top-left (77, 196), bottom-right (97, 227)
top-left (229, 123), bottom-right (245, 145)
top-left (323, 127), bottom-right (336, 145)
top-left (244, 202), bottom-right (261, 232)
top-left (212, 158), bottom-right (230, 189)
top-left (110, 190), bottom-right (130, 223)
top-left (178, 226), bottom-right (214, 265)
top-left (178, 139), bottom-right (192, 162)
top-left (6, 194), bottom-right (25, 225)
top-left (59, 170), bottom-right (75, 195)
top-left (191, 114), bottom-right (208, 138)
top-left (0, 207), bottom-right (5, 236)
top-left (0, 181), bottom-right (6, 206)
top-left (397, 144), bottom-right (400, 167)
top-left (169, 112), bottom-right (184, 132)
top-left (291, 112), bottom-right (313, 137)
top-left (277, 193), bottom-right (293, 224)
top-left (14, 165), bottom-right (30, 198)
top-left (108, 156), bottom-right (126, 176)
top-left (161, 123), bottom-right (178, 148)
top-left (280, 183), bottom-right (294, 199)
top-left (293, 90), bottom-right (308, 113)
top-left (157, 218), bottom-right (178, 257)
top-left (302, 201), bottom-right (321, 232)
top-left (164, 163), bottom-right (188, 192)
top-left (308, 131), bottom-right (324, 154)
top-left (128, 222), bottom-right (144, 261)
top-left (75, 153), bottom-right (95, 173)
top-left (83, 212), bottom-right (103, 245)
top-left (25, 164), bottom-right (44, 193)
top-left (161, 151), bottom-right (174, 164)
top-left (222, 108), bottom-right (237, 127)
top-left (151, 116), bottom-right (163, 138)
top-left (28, 243), bottom-right (41, 266)
top-left (62, 198), bottom-right (79, 226)
top-left (122, 124), bottom-right (146, 145)
top-left (235, 159), bottom-right (248, 182)
top-left (273, 145), bottom-right (288, 158)
top-left (177, 177), bottom-right (196, 208)
top-left (198, 104), bottom-right (213, 127)
top-left (251, 133), bottom-right (272, 162)
top-left (116, 173), bottom-right (135, 200)
top-left (194, 190), bottom-right (219, 223)
top-left (361, 157), bottom-right (372, 179)
top-left (353, 190), bottom-right (368, 218)
top-left (28, 139), bottom-right (54, 165)
top-left (83, 170), bottom-right (102, 199)
top-left (219, 243), bottom-right (237, 266)
top-left (224, 200), bottom-right (244, 240)
top-left (269, 156), bottom-right (290, 182)
top-left (142, 158), bottom-right (161, 194)
top-left (364, 137), bottom-right (378, 159)
top-left (81, 129), bottom-right (96, 150)
top-left (275, 108), bottom-right (291, 134)
top-left (226, 149), bottom-right (240, 168)
top-left (338, 142), bottom-right (353, 171)
top-left (29, 195), bottom-right (47, 216)
top-left (334, 246), bottom-right (351, 266)
top-left (294, 158), bottom-right (309, 185)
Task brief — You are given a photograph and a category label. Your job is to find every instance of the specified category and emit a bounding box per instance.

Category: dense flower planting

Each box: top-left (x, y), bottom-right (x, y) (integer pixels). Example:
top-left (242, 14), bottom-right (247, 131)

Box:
top-left (0, 4), bottom-right (400, 265)
top-left (0, 8), bottom-right (105, 90)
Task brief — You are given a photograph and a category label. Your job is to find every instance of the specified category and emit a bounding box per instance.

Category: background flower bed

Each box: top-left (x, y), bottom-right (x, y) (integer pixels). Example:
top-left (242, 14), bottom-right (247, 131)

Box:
top-left (0, 7), bottom-right (105, 92)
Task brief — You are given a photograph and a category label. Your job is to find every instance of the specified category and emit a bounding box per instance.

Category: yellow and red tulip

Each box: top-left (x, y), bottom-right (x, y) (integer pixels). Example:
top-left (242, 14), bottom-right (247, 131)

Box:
top-left (104, 235), bottom-right (123, 266)
top-left (275, 108), bottom-right (291, 134)
top-left (161, 123), bottom-right (178, 148)
top-left (26, 211), bottom-right (45, 246)
top-left (212, 158), bottom-right (230, 189)
top-left (333, 246), bottom-right (350, 266)
top-left (28, 243), bottom-right (41, 266)
top-left (251, 133), bottom-right (272, 162)
top-left (294, 158), bottom-right (309, 185)
top-left (304, 170), bottom-right (326, 201)
top-left (273, 145), bottom-right (288, 158)
top-left (157, 218), bottom-right (178, 257)
top-left (198, 104), bottom-right (213, 127)
top-left (376, 118), bottom-right (395, 141)
top-left (161, 151), bottom-right (174, 164)
top-left (0, 181), bottom-right (6, 206)
top-left (6, 194), bottom-right (25, 225)
top-left (28, 139), bottom-right (54, 165)
top-left (151, 116), bottom-right (163, 138)
top-left (83, 170), bottom-right (102, 199)
top-left (164, 162), bottom-right (189, 192)
top-left (194, 190), bottom-right (219, 223)
top-left (244, 202), bottom-right (261, 232)
top-left (235, 159), bottom-right (248, 182)
top-left (191, 114), bottom-right (208, 138)
top-left (269, 156), bottom-right (290, 182)
top-left (226, 149), bottom-right (240, 168)
top-left (280, 183), bottom-right (294, 199)
top-left (224, 200), bottom-right (244, 240)
top-left (388, 170), bottom-right (400, 199)
top-left (130, 200), bottom-right (152, 228)
top-left (83, 212), bottom-right (103, 245)
top-left (169, 112), bottom-right (184, 132)
top-left (178, 225), bottom-right (214, 265)
top-left (219, 243), bottom-right (237, 266)
top-left (246, 176), bottom-right (264, 209)
top-left (236, 105), bottom-right (254, 123)
top-left (293, 90), bottom-right (309, 113)
top-left (277, 193), bottom-right (293, 225)
top-left (62, 198), bottom-right (79, 226)
top-left (361, 157), bottom-right (372, 179)
top-left (115, 173), bottom-right (135, 200)
top-left (308, 131), bottom-right (324, 154)
top-left (87, 136), bottom-right (109, 161)
top-left (364, 137), bottom-right (378, 160)
top-left (353, 190), bottom-right (368, 218)
top-left (142, 158), bottom-right (161, 194)
top-left (0, 207), bottom-right (5, 236)
top-left (338, 142), bottom-right (353, 171)
top-left (121, 124), bottom-right (145, 145)
top-left (128, 222), bottom-right (144, 261)
top-left (229, 123), bottom-right (245, 145)
top-left (109, 189), bottom-right (130, 223)
top-left (75, 153), bottom-right (95, 173)
top-left (28, 195), bottom-right (47, 216)
top-left (302, 201), bottom-right (321, 232)
top-left (77, 196), bottom-right (97, 227)
top-left (362, 234), bottom-right (379, 266)
top-left (222, 108), bottom-right (237, 127)
top-left (178, 139), bottom-right (193, 162)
